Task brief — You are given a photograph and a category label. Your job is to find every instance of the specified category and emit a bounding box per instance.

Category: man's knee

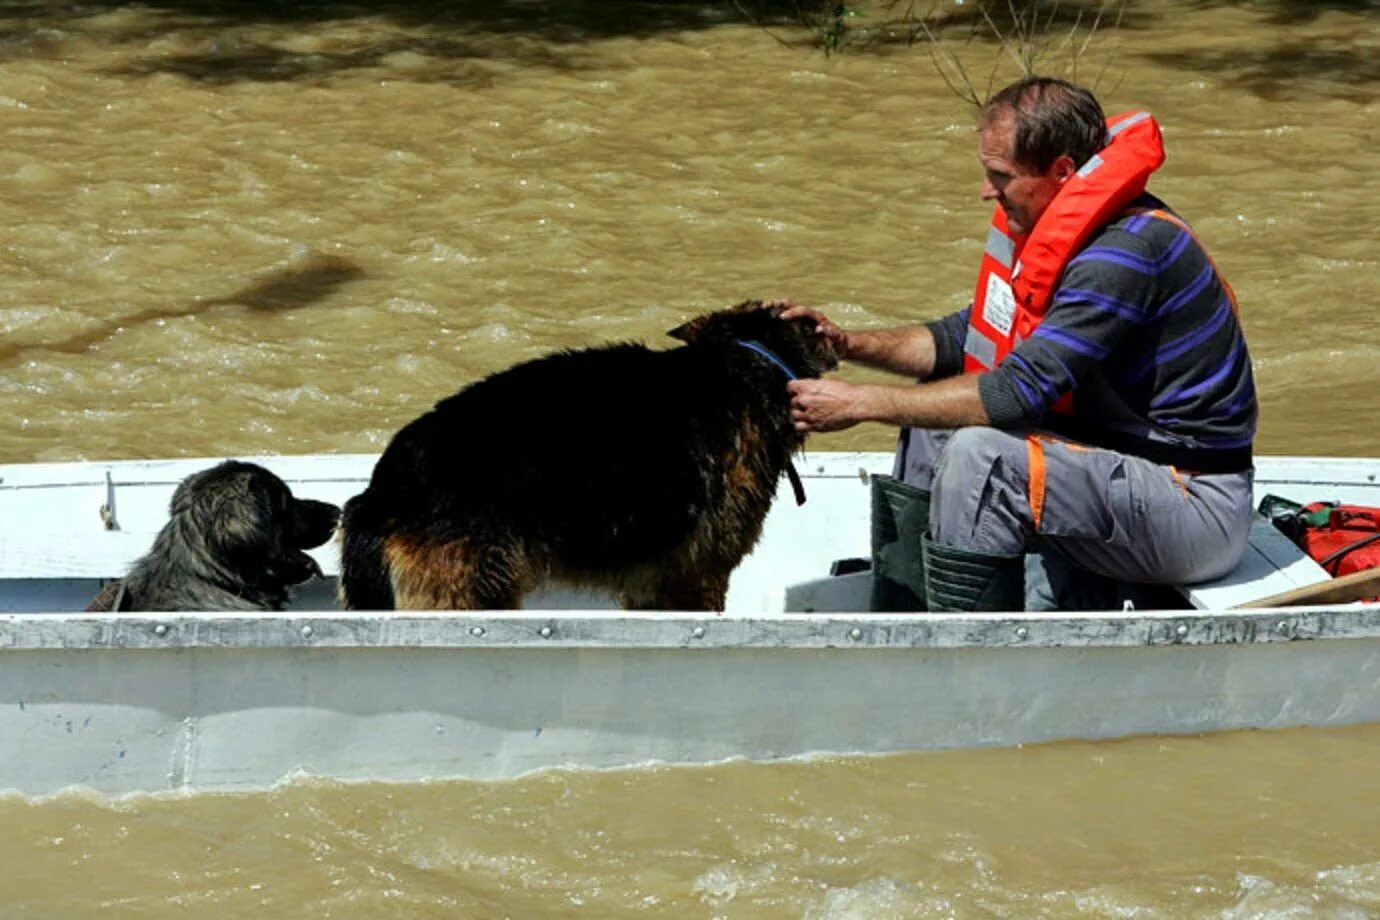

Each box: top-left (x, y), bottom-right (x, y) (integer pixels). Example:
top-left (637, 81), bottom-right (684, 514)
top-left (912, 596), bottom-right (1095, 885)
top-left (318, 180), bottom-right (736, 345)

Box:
top-left (930, 427), bottom-right (1032, 554)
top-left (933, 427), bottom-right (1026, 497)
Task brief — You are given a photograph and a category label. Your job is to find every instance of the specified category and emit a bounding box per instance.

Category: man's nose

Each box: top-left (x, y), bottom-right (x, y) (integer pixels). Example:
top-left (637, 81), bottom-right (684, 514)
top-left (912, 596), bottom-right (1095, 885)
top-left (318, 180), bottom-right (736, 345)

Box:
top-left (980, 178), bottom-right (999, 201)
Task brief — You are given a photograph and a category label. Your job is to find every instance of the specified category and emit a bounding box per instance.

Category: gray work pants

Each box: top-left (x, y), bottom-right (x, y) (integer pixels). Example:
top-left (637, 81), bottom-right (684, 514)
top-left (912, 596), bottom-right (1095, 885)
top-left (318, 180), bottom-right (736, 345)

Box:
top-left (894, 427), bottom-right (1255, 610)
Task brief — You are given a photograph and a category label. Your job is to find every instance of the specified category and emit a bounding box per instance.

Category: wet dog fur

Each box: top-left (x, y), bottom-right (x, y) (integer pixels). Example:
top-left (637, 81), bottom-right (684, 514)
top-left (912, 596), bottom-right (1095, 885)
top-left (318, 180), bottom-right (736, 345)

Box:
top-left (91, 460), bottom-right (340, 612)
top-left (338, 300), bottom-right (838, 611)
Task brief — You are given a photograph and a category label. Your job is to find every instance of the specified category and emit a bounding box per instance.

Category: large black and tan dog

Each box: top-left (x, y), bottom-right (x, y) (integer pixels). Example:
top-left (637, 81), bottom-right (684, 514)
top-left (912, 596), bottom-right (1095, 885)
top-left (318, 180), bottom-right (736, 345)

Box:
top-left (339, 300), bottom-right (837, 611)
top-left (88, 461), bottom-right (340, 612)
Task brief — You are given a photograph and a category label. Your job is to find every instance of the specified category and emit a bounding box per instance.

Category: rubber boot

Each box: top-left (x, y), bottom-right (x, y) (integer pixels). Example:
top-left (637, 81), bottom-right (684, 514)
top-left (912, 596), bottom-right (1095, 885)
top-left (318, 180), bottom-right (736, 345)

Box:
top-left (922, 534), bottom-right (1025, 612)
top-left (869, 475), bottom-right (930, 612)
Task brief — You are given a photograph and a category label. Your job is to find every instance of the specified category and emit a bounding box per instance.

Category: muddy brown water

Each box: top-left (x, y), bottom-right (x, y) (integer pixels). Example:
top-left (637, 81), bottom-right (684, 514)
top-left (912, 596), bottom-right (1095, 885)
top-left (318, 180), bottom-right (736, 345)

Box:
top-left (2, 1), bottom-right (1378, 916)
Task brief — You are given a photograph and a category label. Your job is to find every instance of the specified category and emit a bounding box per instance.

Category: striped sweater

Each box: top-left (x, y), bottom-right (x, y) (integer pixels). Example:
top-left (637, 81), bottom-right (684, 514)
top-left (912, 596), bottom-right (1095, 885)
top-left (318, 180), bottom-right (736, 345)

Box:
top-left (929, 194), bottom-right (1257, 471)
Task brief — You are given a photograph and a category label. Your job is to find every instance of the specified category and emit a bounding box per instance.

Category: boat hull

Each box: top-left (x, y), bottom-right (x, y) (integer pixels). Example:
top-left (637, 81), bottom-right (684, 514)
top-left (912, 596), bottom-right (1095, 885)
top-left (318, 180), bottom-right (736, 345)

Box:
top-left (3, 451), bottom-right (1379, 796)
top-left (5, 608), bottom-right (1380, 796)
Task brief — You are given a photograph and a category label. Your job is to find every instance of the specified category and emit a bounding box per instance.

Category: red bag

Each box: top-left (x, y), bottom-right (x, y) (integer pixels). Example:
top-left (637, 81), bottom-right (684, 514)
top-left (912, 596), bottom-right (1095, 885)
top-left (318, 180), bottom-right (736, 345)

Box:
top-left (1297, 503), bottom-right (1380, 577)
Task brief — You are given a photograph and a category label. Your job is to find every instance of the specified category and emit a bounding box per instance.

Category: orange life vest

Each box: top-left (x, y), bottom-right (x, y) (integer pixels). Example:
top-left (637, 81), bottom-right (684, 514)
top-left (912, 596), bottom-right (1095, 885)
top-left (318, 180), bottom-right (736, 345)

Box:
top-left (962, 111), bottom-right (1166, 413)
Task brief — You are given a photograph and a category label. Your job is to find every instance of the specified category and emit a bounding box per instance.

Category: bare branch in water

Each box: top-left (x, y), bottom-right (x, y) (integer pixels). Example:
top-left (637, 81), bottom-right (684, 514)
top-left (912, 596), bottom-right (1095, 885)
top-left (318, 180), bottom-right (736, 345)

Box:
top-left (1086, 0), bottom-right (1128, 92)
top-left (730, 0), bottom-right (795, 47)
top-left (916, 9), bottom-right (983, 108)
top-left (909, 0), bottom-right (1127, 106)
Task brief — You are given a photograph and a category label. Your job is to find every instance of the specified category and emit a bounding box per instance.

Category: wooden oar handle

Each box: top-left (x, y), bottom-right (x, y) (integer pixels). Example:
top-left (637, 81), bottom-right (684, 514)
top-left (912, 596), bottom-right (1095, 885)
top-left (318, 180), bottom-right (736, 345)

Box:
top-left (1239, 565), bottom-right (1380, 608)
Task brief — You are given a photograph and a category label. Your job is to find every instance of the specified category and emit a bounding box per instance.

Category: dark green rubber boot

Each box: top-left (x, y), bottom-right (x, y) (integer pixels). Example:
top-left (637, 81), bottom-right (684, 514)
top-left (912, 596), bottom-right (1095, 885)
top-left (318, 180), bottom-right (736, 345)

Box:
top-left (922, 534), bottom-right (1025, 612)
top-left (869, 475), bottom-right (931, 612)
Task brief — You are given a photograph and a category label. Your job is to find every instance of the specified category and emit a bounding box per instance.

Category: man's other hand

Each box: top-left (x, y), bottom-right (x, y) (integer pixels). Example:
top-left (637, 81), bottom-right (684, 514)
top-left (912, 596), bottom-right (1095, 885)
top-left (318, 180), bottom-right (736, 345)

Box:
top-left (788, 378), bottom-right (870, 432)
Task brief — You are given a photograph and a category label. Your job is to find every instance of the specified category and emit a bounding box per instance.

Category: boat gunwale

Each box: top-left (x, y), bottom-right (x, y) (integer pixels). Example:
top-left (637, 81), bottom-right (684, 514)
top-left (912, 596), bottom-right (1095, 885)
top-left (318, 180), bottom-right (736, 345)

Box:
top-left (4, 606), bottom-right (1379, 652)
top-left (2, 451), bottom-right (1376, 489)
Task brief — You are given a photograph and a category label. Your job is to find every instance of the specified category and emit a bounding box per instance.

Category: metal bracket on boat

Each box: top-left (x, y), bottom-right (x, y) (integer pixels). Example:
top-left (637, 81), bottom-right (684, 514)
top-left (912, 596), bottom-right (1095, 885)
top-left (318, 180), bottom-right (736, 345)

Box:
top-left (99, 470), bottom-right (121, 531)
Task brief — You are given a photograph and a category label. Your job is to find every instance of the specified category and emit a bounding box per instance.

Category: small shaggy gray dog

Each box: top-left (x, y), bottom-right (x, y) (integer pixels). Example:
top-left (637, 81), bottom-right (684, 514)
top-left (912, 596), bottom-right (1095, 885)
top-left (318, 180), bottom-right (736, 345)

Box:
top-left (89, 461), bottom-right (339, 612)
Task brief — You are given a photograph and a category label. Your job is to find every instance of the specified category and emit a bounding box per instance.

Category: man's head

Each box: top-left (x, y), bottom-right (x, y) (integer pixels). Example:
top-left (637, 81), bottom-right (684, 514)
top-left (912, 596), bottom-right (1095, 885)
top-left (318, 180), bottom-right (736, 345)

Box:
top-left (977, 77), bottom-right (1106, 235)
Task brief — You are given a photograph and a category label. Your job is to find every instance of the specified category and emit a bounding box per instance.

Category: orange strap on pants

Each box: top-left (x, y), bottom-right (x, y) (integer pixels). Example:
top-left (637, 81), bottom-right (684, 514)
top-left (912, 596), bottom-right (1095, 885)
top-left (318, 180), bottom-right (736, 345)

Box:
top-left (1026, 433), bottom-right (1099, 532)
top-left (1026, 435), bottom-right (1048, 532)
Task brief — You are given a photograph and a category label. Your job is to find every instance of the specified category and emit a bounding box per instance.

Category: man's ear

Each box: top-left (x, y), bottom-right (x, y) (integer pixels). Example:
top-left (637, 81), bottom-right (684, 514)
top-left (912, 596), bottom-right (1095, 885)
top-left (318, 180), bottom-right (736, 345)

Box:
top-left (1052, 153), bottom-right (1078, 183)
top-left (667, 314), bottom-right (709, 342)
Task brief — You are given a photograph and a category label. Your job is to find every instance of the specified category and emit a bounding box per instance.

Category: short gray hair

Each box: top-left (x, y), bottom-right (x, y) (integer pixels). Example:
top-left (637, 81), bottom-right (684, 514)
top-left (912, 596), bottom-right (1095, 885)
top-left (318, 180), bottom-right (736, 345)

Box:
top-left (980, 77), bottom-right (1106, 172)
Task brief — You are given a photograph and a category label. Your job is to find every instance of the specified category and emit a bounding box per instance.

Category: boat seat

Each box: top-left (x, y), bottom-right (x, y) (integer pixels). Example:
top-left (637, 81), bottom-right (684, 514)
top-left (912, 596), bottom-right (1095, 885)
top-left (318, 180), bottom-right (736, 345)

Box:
top-left (1177, 514), bottom-right (1331, 610)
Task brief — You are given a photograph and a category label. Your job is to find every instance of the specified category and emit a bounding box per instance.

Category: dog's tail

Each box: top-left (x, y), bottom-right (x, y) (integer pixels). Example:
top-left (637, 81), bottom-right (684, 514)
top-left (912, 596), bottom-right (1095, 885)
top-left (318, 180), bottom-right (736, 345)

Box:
top-left (338, 491), bottom-right (397, 610)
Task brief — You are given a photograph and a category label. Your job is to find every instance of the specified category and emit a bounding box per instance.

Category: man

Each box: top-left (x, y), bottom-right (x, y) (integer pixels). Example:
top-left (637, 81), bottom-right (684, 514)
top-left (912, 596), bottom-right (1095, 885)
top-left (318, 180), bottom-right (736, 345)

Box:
top-left (785, 77), bottom-right (1257, 612)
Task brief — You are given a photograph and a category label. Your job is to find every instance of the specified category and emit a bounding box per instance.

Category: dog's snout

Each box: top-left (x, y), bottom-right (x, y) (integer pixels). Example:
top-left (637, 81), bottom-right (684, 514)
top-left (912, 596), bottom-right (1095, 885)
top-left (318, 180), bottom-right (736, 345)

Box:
top-left (294, 498), bottom-right (342, 548)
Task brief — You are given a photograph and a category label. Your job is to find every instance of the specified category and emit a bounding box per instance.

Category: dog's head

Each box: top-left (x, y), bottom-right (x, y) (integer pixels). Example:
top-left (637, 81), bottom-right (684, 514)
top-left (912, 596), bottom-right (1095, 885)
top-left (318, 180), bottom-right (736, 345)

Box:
top-left (666, 300), bottom-right (839, 378)
top-left (168, 461), bottom-right (341, 592)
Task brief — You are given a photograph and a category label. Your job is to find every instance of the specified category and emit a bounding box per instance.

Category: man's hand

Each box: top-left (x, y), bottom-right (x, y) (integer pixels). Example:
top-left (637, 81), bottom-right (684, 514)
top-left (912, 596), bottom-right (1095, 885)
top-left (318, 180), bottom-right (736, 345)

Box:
top-left (788, 378), bottom-right (872, 432)
top-left (769, 300), bottom-right (851, 361)
top-left (790, 374), bottom-right (992, 431)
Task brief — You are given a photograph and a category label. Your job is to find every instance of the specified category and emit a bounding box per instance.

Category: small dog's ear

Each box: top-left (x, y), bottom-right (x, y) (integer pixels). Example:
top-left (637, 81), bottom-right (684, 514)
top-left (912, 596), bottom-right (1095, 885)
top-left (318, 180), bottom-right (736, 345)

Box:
top-left (667, 314), bottom-right (710, 342)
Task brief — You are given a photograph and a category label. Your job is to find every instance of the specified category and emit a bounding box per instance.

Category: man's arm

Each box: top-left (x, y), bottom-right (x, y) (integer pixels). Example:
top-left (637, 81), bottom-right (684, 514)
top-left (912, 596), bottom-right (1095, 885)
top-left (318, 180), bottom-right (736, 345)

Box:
top-left (845, 325), bottom-right (940, 379)
top-left (788, 373), bottom-right (990, 433)
top-left (779, 303), bottom-right (969, 381)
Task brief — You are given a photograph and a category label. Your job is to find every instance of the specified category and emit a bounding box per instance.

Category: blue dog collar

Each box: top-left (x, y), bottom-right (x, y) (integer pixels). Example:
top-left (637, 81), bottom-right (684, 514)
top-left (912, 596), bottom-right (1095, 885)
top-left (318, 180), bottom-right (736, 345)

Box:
top-left (734, 339), bottom-right (797, 380)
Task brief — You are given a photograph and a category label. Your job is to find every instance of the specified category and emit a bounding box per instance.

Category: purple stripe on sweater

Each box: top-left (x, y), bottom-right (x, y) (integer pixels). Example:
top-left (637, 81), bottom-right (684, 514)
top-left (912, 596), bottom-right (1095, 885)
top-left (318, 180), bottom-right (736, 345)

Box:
top-left (1070, 230), bottom-right (1191, 274)
top-left (1006, 351), bottom-right (1062, 404)
top-left (1014, 377), bottom-right (1042, 412)
top-left (1151, 338), bottom-right (1244, 409)
top-left (1156, 261), bottom-right (1216, 318)
top-left (1014, 343), bottom-right (1079, 397)
top-left (1031, 324), bottom-right (1110, 359)
top-left (1189, 429), bottom-right (1256, 449)
top-left (1158, 300), bottom-right (1232, 363)
top-left (1124, 213), bottom-right (1154, 234)
top-left (1127, 299), bottom-right (1231, 381)
top-left (1218, 384), bottom-right (1256, 419)
top-left (1053, 286), bottom-right (1153, 322)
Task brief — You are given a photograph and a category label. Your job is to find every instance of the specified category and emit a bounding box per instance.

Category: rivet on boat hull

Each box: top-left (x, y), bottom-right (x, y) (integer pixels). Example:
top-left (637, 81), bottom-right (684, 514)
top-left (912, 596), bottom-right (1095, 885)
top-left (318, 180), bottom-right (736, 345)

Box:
top-left (300, 625), bottom-right (313, 638)
top-left (153, 624), bottom-right (168, 637)
top-left (1175, 623), bottom-right (1189, 638)
top-left (539, 625), bottom-right (553, 638)
top-left (691, 626), bottom-right (705, 639)
top-left (469, 626), bottom-right (486, 638)
top-left (848, 628), bottom-right (863, 641)
top-left (1015, 626), bottom-right (1029, 640)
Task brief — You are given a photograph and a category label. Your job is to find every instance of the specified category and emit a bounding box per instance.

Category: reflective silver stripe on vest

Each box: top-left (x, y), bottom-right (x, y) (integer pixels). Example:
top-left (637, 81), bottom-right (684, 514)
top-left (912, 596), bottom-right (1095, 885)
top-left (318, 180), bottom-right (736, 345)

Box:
top-left (1076, 152), bottom-right (1104, 178)
top-left (964, 325), bottom-right (998, 370)
top-left (985, 225), bottom-right (1016, 269)
top-left (1104, 110), bottom-right (1151, 144)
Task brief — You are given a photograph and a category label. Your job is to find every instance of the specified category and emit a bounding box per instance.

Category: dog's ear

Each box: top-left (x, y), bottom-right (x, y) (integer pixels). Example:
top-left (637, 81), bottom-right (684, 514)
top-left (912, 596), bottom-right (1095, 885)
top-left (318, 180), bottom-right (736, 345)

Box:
top-left (667, 313), bottom-right (710, 342)
top-left (669, 300), bottom-right (776, 341)
top-left (733, 298), bottom-right (768, 314)
top-left (177, 464), bottom-right (290, 580)
top-left (199, 477), bottom-right (279, 574)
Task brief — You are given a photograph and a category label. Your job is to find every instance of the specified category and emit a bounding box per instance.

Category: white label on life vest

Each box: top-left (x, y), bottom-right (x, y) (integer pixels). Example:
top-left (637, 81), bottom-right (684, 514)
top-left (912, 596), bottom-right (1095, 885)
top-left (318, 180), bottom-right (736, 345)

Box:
top-left (983, 274), bottom-right (1017, 337)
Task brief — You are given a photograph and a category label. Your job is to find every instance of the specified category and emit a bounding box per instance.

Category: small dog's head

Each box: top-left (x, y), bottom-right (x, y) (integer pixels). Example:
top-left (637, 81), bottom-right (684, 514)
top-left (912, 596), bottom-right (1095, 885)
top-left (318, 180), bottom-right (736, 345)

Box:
top-left (666, 300), bottom-right (839, 377)
top-left (169, 460), bottom-right (340, 591)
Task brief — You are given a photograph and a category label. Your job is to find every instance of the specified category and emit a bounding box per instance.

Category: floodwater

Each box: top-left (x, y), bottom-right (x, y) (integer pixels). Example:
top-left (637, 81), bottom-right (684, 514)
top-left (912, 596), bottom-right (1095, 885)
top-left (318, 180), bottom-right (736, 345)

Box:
top-left (1, 0), bottom-right (1377, 916)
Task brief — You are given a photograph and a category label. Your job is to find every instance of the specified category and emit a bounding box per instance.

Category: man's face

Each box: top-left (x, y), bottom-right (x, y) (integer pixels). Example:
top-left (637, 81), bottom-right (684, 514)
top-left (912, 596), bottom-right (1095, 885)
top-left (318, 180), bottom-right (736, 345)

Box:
top-left (978, 111), bottom-right (1075, 236)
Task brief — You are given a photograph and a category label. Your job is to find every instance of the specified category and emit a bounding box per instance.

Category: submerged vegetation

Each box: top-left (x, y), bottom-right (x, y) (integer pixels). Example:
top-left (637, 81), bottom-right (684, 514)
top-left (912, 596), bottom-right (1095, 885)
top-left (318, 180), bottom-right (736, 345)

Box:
top-left (0, 1), bottom-right (1372, 102)
top-left (735, 0), bottom-right (1132, 95)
